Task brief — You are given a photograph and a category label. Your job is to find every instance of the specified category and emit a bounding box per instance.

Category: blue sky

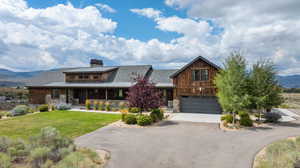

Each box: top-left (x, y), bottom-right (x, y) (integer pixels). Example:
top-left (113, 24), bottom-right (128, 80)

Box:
top-left (27, 0), bottom-right (186, 42)
top-left (0, 0), bottom-right (299, 75)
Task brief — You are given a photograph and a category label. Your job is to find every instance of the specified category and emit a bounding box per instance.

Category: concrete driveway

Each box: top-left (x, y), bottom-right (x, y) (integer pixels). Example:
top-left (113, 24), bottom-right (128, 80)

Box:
top-left (170, 113), bottom-right (221, 123)
top-left (75, 110), bottom-right (300, 168)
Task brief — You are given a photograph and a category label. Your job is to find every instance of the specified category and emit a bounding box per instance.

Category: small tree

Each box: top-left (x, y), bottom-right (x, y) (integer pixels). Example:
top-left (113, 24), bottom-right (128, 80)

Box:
top-left (126, 76), bottom-right (163, 113)
top-left (249, 60), bottom-right (283, 121)
top-left (214, 52), bottom-right (250, 126)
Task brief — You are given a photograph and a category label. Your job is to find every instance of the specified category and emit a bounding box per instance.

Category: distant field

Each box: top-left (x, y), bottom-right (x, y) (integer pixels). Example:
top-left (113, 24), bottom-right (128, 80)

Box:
top-left (281, 93), bottom-right (300, 109)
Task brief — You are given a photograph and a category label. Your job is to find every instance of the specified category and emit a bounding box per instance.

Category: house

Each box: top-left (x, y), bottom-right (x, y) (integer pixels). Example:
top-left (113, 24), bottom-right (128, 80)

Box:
top-left (27, 56), bottom-right (222, 114)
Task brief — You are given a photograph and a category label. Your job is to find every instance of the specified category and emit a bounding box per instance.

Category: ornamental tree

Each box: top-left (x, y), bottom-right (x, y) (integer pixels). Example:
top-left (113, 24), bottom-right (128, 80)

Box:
top-left (126, 76), bottom-right (163, 112)
top-left (214, 51), bottom-right (251, 126)
top-left (249, 60), bottom-right (283, 121)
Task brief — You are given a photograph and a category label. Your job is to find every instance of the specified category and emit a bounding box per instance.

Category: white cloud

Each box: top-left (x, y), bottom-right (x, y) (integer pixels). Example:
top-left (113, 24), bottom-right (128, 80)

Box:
top-left (0, 0), bottom-right (299, 76)
top-left (95, 3), bottom-right (116, 13)
top-left (165, 0), bottom-right (300, 75)
top-left (130, 8), bottom-right (162, 19)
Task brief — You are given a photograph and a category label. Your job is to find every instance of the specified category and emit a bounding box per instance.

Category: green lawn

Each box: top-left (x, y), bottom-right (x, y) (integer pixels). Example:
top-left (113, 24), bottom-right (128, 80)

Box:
top-left (0, 111), bottom-right (120, 140)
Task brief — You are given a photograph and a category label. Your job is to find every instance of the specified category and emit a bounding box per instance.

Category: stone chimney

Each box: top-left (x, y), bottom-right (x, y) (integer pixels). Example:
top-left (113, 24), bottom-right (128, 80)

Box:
top-left (90, 59), bottom-right (103, 67)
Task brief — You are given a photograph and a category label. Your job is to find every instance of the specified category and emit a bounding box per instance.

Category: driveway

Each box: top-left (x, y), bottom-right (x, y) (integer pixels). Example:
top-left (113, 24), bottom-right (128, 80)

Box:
top-left (75, 110), bottom-right (300, 168)
top-left (170, 113), bottom-right (221, 123)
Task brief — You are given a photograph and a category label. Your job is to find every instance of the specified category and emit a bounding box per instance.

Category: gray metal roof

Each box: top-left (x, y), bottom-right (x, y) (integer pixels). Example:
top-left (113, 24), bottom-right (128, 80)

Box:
top-left (63, 67), bottom-right (117, 73)
top-left (108, 65), bottom-right (152, 83)
top-left (170, 56), bottom-right (221, 78)
top-left (29, 81), bottom-right (173, 88)
top-left (148, 69), bottom-right (177, 84)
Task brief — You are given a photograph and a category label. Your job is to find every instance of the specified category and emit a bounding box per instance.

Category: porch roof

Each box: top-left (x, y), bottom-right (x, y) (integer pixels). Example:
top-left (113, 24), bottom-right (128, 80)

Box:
top-left (28, 82), bottom-right (174, 88)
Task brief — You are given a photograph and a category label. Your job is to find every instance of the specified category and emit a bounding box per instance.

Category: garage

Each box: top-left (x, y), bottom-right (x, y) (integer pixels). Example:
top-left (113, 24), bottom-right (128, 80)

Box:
top-left (180, 96), bottom-right (222, 114)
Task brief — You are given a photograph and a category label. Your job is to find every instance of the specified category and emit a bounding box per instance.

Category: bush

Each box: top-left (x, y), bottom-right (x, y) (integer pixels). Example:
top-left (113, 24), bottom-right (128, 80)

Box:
top-left (0, 111), bottom-right (7, 119)
top-left (150, 109), bottom-right (164, 122)
top-left (11, 105), bottom-right (29, 116)
top-left (85, 100), bottom-right (91, 110)
top-left (29, 147), bottom-right (51, 168)
top-left (0, 153), bottom-right (11, 168)
top-left (38, 104), bottom-right (49, 112)
top-left (124, 114), bottom-right (137, 124)
top-left (94, 101), bottom-right (99, 110)
top-left (119, 102), bottom-right (127, 110)
top-left (98, 102), bottom-right (105, 111)
top-left (137, 115), bottom-right (152, 126)
top-left (129, 107), bottom-right (141, 113)
top-left (55, 151), bottom-right (99, 168)
top-left (238, 111), bottom-right (253, 127)
top-left (105, 102), bottom-right (111, 111)
top-left (221, 114), bottom-right (233, 123)
top-left (55, 103), bottom-right (72, 110)
top-left (264, 112), bottom-right (281, 123)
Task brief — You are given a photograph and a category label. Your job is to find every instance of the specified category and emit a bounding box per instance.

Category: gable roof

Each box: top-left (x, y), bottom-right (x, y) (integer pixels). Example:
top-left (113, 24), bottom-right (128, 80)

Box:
top-left (170, 56), bottom-right (221, 78)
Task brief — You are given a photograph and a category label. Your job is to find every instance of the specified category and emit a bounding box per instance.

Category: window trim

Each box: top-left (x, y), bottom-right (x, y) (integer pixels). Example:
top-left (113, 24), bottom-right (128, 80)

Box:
top-left (192, 69), bottom-right (209, 81)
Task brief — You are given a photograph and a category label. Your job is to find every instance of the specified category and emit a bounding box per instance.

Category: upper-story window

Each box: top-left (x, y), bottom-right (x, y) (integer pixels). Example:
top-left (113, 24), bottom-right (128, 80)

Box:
top-left (192, 69), bottom-right (209, 81)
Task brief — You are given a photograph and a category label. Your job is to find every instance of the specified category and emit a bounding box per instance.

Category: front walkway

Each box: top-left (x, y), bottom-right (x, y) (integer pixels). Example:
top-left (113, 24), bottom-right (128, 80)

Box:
top-left (75, 109), bottom-right (300, 168)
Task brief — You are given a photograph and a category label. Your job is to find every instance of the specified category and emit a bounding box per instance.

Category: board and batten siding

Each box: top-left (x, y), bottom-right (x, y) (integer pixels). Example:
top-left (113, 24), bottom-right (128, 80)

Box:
top-left (172, 59), bottom-right (219, 99)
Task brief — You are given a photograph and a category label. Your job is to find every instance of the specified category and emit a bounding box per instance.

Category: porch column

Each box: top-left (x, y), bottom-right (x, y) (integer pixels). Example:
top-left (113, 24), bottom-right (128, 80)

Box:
top-left (105, 88), bottom-right (108, 100)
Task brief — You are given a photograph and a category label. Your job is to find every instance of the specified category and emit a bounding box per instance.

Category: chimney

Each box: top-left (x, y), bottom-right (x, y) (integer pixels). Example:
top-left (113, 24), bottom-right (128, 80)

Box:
top-left (90, 59), bottom-right (103, 67)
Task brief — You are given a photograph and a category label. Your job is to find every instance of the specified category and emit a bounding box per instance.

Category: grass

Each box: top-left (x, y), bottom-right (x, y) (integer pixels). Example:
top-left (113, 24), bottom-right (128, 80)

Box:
top-left (254, 137), bottom-right (300, 168)
top-left (281, 93), bottom-right (300, 109)
top-left (0, 111), bottom-right (120, 140)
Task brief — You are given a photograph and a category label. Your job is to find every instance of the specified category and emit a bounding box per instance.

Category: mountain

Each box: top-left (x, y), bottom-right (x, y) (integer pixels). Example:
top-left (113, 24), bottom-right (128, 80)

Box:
top-left (277, 75), bottom-right (300, 88)
top-left (0, 68), bottom-right (299, 88)
top-left (0, 68), bottom-right (43, 79)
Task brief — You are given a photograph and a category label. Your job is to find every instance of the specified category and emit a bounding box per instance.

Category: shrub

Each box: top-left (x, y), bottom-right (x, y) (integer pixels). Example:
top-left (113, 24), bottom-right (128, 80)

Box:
top-left (38, 104), bottom-right (49, 112)
top-left (98, 101), bottom-right (105, 111)
top-left (221, 114), bottom-right (233, 123)
top-left (119, 102), bottom-right (127, 110)
top-left (129, 107), bottom-right (141, 113)
top-left (7, 139), bottom-right (28, 162)
top-left (85, 100), bottom-right (91, 110)
top-left (0, 153), bottom-right (11, 168)
top-left (94, 101), bottom-right (99, 110)
top-left (29, 147), bottom-right (51, 168)
top-left (55, 103), bottom-right (72, 110)
top-left (124, 114), bottom-right (137, 124)
top-left (11, 105), bottom-right (29, 116)
top-left (150, 108), bottom-right (164, 122)
top-left (264, 112), bottom-right (281, 123)
top-left (238, 111), bottom-right (253, 127)
top-left (0, 136), bottom-right (11, 153)
top-left (120, 109), bottom-right (128, 122)
top-left (137, 115), bottom-right (152, 126)
top-left (55, 152), bottom-right (98, 168)
top-left (105, 102), bottom-right (111, 111)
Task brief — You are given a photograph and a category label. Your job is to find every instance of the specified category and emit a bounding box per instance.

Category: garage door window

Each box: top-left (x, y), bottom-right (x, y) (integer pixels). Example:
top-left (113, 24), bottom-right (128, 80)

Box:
top-left (192, 69), bottom-right (209, 81)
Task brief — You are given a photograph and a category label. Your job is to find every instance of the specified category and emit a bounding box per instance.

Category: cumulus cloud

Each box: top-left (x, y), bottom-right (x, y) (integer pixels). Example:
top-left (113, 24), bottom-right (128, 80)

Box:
top-left (95, 3), bottom-right (116, 13)
top-left (0, 0), bottom-right (299, 75)
top-left (165, 0), bottom-right (300, 75)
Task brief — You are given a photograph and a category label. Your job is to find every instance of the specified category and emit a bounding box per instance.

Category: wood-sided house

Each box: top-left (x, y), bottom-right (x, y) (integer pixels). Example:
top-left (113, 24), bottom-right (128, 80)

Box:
top-left (28, 56), bottom-right (222, 114)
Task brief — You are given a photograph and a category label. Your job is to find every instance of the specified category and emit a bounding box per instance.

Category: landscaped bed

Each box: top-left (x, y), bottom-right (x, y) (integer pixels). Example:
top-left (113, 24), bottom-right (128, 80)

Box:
top-left (0, 110), bottom-right (120, 140)
top-left (254, 137), bottom-right (300, 168)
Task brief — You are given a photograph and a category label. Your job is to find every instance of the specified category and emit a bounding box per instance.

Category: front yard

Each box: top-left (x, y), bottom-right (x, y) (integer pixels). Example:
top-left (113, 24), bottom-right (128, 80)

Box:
top-left (0, 110), bottom-right (120, 139)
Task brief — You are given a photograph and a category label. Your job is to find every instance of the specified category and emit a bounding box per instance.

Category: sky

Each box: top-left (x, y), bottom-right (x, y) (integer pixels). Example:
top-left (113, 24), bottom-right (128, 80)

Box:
top-left (0, 0), bottom-right (299, 75)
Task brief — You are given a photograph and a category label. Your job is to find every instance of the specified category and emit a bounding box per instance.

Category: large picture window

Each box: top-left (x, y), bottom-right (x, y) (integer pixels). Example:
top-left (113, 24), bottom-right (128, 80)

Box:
top-left (192, 69), bottom-right (209, 81)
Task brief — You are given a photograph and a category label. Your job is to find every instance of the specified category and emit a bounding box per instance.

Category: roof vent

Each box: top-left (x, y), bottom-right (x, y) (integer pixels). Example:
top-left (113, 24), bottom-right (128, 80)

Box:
top-left (90, 59), bottom-right (103, 67)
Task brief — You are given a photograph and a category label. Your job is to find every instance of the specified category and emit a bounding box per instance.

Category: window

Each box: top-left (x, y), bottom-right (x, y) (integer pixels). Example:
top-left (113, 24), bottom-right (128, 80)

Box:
top-left (118, 89), bottom-right (123, 97)
top-left (192, 69), bottom-right (209, 81)
top-left (51, 89), bottom-right (60, 99)
top-left (93, 75), bottom-right (99, 79)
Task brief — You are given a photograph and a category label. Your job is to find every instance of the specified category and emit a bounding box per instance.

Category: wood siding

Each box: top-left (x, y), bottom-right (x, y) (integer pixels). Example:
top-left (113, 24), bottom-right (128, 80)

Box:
top-left (29, 88), bottom-right (51, 104)
top-left (173, 59), bottom-right (219, 98)
top-left (65, 71), bottom-right (113, 83)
